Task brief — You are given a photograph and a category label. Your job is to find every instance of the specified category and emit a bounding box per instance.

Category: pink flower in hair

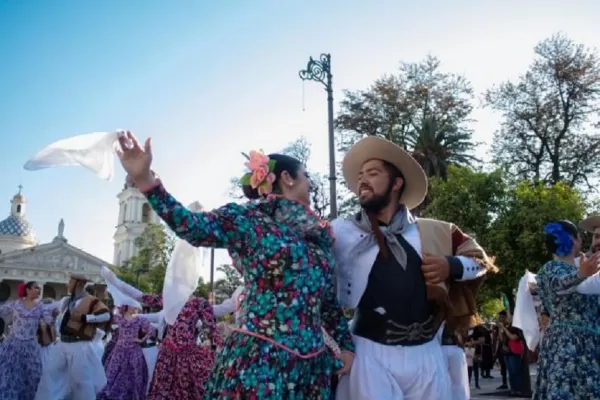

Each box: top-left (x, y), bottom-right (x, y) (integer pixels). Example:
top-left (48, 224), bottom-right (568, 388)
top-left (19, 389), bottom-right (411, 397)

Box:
top-left (245, 151), bottom-right (270, 171)
top-left (241, 150), bottom-right (277, 196)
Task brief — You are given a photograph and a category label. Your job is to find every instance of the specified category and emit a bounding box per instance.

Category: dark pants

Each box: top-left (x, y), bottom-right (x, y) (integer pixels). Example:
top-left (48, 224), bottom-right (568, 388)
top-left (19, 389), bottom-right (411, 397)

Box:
top-left (468, 363), bottom-right (480, 387)
top-left (505, 355), bottom-right (522, 392)
top-left (497, 353), bottom-right (507, 385)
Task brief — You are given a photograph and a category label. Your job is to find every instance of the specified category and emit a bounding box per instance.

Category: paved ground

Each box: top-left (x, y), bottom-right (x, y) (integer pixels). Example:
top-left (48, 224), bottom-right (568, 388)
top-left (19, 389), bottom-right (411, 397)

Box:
top-left (469, 366), bottom-right (535, 400)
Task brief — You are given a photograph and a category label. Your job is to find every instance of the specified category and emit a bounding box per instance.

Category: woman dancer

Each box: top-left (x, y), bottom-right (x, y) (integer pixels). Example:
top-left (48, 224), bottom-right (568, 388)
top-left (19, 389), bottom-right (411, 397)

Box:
top-left (100, 299), bottom-right (154, 400)
top-left (102, 269), bottom-right (221, 400)
top-left (0, 282), bottom-right (53, 400)
top-left (534, 221), bottom-right (600, 399)
top-left (116, 131), bottom-right (354, 399)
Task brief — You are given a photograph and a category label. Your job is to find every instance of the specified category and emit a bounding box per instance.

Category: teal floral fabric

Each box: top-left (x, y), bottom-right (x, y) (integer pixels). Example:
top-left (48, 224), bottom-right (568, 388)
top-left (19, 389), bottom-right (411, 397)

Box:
top-left (144, 183), bottom-right (353, 398)
top-left (534, 260), bottom-right (600, 399)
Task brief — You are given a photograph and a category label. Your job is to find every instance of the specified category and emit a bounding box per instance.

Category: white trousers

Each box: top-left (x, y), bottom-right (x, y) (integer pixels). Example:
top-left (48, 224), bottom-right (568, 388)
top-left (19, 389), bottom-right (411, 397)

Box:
top-left (336, 335), bottom-right (451, 400)
top-left (443, 345), bottom-right (469, 400)
top-left (142, 345), bottom-right (159, 394)
top-left (35, 340), bottom-right (106, 400)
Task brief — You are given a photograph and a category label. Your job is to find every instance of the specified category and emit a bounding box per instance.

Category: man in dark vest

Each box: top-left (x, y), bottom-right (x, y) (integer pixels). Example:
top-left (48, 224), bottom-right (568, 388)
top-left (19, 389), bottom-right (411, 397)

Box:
top-left (333, 137), bottom-right (497, 400)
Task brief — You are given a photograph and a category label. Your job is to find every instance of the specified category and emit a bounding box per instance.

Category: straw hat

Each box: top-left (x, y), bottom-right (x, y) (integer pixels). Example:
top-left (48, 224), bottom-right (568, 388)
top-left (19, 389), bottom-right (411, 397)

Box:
top-left (579, 215), bottom-right (600, 233)
top-left (342, 136), bottom-right (428, 210)
top-left (68, 273), bottom-right (90, 282)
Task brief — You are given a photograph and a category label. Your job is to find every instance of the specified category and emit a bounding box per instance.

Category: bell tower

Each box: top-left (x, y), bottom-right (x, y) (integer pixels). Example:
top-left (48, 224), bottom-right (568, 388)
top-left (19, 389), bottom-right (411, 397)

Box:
top-left (112, 179), bottom-right (159, 266)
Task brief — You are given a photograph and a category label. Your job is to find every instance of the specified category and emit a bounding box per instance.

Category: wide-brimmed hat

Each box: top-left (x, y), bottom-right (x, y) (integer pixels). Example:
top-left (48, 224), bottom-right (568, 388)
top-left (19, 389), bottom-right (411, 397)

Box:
top-left (579, 216), bottom-right (600, 233)
top-left (68, 273), bottom-right (90, 282)
top-left (342, 136), bottom-right (428, 210)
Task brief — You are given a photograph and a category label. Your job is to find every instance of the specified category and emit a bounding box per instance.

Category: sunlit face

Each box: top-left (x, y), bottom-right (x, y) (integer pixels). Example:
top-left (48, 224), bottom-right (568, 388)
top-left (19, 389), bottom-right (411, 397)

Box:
top-left (357, 159), bottom-right (403, 213)
top-left (26, 283), bottom-right (41, 299)
top-left (592, 227), bottom-right (600, 252)
top-left (281, 166), bottom-right (311, 206)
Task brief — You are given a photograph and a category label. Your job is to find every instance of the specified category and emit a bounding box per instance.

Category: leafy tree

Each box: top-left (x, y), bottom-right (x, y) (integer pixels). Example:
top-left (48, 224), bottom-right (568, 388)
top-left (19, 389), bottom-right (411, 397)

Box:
top-left (335, 55), bottom-right (478, 180)
top-left (478, 298), bottom-right (505, 321)
top-left (213, 264), bottom-right (243, 303)
top-left (423, 165), bottom-right (506, 242)
top-left (423, 165), bottom-right (507, 304)
top-left (485, 33), bottom-right (600, 188)
top-left (486, 182), bottom-right (586, 308)
top-left (228, 137), bottom-right (331, 218)
top-left (118, 223), bottom-right (175, 293)
top-left (194, 276), bottom-right (211, 298)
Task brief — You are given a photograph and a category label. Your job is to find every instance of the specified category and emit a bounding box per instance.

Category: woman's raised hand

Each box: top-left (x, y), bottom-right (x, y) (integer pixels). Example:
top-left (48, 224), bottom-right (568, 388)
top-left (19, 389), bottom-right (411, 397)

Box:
top-left (116, 131), bottom-right (154, 187)
top-left (578, 252), bottom-right (600, 278)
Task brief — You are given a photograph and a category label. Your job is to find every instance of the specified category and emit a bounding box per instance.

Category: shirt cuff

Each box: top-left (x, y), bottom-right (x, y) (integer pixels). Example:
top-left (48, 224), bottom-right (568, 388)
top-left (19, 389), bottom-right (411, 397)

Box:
top-left (86, 313), bottom-right (111, 324)
top-left (447, 256), bottom-right (487, 281)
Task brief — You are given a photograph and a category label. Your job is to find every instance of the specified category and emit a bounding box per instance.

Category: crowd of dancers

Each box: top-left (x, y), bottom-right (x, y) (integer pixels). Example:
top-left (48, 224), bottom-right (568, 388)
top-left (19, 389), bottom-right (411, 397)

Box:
top-left (2, 130), bottom-right (595, 399)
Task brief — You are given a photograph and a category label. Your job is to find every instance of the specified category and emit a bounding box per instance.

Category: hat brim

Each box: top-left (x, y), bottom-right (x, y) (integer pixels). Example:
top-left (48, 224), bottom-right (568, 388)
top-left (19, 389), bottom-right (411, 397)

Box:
top-left (579, 216), bottom-right (600, 233)
top-left (68, 273), bottom-right (89, 282)
top-left (342, 136), bottom-right (428, 210)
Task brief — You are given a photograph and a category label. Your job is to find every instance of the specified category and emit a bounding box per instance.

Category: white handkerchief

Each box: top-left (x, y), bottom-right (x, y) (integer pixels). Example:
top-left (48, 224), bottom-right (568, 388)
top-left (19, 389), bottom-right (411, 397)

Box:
top-left (105, 279), bottom-right (142, 310)
top-left (24, 130), bottom-right (126, 181)
top-left (162, 201), bottom-right (207, 325)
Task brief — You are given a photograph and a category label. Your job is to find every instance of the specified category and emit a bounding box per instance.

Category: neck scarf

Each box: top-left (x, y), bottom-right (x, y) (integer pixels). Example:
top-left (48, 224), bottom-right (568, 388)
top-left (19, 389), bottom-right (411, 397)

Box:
top-left (68, 290), bottom-right (87, 313)
top-left (350, 205), bottom-right (413, 269)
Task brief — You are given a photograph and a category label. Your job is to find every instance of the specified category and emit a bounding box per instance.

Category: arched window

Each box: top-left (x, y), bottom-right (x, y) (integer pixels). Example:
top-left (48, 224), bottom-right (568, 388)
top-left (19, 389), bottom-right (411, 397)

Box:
top-left (16, 205), bottom-right (21, 213)
top-left (142, 203), bottom-right (151, 223)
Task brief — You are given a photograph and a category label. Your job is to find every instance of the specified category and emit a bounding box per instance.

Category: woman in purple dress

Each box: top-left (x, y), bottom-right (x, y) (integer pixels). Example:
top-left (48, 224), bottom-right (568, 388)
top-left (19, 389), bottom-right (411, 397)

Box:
top-left (99, 304), bottom-right (155, 400)
top-left (0, 281), bottom-right (53, 400)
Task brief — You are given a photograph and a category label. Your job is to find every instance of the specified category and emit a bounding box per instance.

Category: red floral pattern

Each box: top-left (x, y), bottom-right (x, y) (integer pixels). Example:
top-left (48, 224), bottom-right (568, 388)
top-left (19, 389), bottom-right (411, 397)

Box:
top-left (141, 295), bottom-right (220, 400)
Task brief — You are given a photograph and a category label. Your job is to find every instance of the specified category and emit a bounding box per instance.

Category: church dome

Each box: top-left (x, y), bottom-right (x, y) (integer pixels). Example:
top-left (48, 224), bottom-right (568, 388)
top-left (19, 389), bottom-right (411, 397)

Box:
top-left (0, 187), bottom-right (38, 251)
top-left (0, 215), bottom-right (36, 242)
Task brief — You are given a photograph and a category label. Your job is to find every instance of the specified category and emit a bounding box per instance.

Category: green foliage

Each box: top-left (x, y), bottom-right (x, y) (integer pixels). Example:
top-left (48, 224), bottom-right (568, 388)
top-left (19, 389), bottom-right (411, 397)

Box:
top-left (423, 165), bottom-right (506, 242)
top-left (486, 182), bottom-right (586, 300)
top-left (194, 276), bottom-right (211, 298)
top-left (478, 297), bottom-right (505, 321)
top-left (213, 264), bottom-right (243, 303)
top-left (335, 55), bottom-right (478, 181)
top-left (117, 223), bottom-right (175, 293)
top-left (485, 33), bottom-right (600, 189)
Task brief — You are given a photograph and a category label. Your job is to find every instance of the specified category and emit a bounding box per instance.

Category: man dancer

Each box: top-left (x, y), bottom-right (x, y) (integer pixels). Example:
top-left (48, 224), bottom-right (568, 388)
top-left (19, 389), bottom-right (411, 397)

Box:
top-left (579, 215), bottom-right (600, 254)
top-left (333, 136), bottom-right (497, 399)
top-left (36, 273), bottom-right (111, 400)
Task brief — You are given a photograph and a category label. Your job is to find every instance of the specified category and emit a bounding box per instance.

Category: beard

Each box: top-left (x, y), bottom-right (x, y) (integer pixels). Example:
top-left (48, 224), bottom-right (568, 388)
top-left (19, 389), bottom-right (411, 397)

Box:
top-left (359, 182), bottom-right (394, 214)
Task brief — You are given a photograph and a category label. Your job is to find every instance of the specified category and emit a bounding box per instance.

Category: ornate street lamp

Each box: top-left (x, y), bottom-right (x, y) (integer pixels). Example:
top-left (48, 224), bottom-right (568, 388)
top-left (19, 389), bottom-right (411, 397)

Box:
top-left (299, 53), bottom-right (337, 219)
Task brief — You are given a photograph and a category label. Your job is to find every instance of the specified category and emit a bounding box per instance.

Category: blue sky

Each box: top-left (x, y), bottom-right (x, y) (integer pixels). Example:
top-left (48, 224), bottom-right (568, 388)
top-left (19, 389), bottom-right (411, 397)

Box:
top-left (1, 0), bottom-right (599, 278)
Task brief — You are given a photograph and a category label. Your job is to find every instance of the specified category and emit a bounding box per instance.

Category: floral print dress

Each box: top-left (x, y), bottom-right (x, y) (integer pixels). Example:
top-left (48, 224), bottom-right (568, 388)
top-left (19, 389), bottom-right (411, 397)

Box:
top-left (141, 294), bottom-right (220, 400)
top-left (142, 182), bottom-right (354, 399)
top-left (534, 260), bottom-right (600, 399)
top-left (0, 301), bottom-right (53, 400)
top-left (99, 315), bottom-right (154, 400)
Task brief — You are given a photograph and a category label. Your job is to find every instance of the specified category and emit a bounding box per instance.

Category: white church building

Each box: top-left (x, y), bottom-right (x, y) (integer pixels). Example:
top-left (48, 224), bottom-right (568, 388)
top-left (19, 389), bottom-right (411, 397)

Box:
top-left (113, 180), bottom-right (161, 267)
top-left (0, 181), bottom-right (157, 307)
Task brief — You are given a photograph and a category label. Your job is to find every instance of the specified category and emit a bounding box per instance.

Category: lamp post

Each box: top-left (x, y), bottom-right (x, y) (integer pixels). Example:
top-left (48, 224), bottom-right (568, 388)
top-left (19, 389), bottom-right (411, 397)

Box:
top-left (299, 53), bottom-right (337, 219)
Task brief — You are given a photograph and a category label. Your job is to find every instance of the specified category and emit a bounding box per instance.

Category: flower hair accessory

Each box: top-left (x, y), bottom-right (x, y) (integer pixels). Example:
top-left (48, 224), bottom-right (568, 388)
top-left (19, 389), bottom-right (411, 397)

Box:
top-left (240, 150), bottom-right (277, 196)
top-left (17, 282), bottom-right (27, 298)
top-left (544, 222), bottom-right (574, 257)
